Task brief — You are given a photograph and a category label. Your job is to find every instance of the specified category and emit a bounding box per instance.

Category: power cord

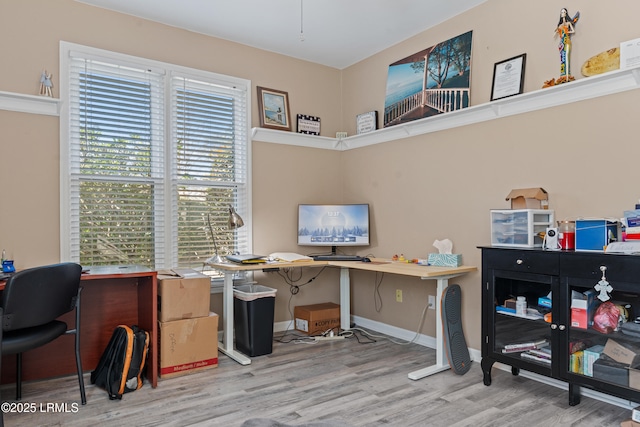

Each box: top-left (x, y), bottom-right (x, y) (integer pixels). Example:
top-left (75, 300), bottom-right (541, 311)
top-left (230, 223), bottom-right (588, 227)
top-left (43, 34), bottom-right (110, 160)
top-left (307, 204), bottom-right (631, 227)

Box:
top-left (350, 298), bottom-right (430, 346)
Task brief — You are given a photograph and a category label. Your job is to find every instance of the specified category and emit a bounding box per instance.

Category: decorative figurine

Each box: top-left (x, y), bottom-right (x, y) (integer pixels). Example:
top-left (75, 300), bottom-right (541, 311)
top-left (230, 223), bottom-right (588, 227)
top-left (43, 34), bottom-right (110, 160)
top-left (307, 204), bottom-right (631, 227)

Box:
top-left (39, 69), bottom-right (53, 97)
top-left (543, 8), bottom-right (580, 88)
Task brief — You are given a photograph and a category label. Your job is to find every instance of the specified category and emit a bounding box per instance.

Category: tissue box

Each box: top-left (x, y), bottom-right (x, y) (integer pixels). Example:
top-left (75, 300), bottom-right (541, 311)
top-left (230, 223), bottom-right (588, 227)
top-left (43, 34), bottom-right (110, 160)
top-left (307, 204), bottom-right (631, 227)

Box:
top-left (427, 253), bottom-right (462, 267)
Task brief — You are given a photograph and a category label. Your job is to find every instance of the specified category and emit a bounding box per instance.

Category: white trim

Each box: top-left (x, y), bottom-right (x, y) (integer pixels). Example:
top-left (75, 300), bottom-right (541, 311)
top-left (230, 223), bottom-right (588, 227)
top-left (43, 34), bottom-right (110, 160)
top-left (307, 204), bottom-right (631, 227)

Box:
top-left (253, 66), bottom-right (640, 150)
top-left (0, 90), bottom-right (61, 116)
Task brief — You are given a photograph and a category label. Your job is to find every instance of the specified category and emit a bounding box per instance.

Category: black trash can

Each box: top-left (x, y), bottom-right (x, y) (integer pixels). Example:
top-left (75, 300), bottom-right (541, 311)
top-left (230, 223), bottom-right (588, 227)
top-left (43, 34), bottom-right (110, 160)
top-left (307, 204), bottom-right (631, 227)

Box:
top-left (233, 284), bottom-right (277, 356)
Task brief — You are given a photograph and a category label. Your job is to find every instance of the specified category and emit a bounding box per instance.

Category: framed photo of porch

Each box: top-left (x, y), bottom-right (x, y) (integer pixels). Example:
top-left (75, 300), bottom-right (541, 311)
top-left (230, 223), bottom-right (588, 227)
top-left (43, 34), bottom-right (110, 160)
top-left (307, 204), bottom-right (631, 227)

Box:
top-left (257, 86), bottom-right (291, 131)
top-left (383, 30), bottom-right (473, 128)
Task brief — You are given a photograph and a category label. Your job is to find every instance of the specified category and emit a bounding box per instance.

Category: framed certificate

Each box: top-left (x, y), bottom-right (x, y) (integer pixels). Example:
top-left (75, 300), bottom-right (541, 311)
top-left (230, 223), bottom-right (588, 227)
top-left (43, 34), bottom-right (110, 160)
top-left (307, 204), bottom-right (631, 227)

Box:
top-left (356, 111), bottom-right (378, 134)
top-left (490, 54), bottom-right (526, 101)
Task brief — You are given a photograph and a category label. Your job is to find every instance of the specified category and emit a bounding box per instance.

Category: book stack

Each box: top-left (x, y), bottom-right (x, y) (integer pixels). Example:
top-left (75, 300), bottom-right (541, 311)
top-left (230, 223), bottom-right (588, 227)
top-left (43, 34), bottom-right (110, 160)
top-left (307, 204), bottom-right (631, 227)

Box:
top-left (521, 345), bottom-right (552, 365)
top-left (502, 339), bottom-right (551, 365)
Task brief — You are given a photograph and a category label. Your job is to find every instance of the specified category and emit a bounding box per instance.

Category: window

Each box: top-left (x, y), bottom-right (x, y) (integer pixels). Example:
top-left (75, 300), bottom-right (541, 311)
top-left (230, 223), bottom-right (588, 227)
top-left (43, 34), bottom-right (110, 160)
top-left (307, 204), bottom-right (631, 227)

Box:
top-left (60, 42), bottom-right (251, 270)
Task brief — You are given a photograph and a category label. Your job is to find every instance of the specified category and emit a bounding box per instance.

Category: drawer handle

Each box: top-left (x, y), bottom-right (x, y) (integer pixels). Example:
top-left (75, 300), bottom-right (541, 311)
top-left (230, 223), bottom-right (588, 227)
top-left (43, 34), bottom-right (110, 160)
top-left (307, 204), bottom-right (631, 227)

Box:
top-left (516, 259), bottom-right (523, 265)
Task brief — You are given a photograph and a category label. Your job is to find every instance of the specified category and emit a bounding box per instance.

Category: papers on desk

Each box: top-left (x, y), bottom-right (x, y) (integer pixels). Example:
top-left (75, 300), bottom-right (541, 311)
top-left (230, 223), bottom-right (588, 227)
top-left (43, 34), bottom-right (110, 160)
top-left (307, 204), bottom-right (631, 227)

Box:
top-left (268, 252), bottom-right (313, 262)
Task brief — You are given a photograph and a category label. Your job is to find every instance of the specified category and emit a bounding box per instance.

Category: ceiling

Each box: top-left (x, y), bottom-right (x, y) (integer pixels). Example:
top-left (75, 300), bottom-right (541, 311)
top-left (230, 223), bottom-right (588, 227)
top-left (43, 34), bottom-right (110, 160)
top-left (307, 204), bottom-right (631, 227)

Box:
top-left (77, 0), bottom-right (487, 69)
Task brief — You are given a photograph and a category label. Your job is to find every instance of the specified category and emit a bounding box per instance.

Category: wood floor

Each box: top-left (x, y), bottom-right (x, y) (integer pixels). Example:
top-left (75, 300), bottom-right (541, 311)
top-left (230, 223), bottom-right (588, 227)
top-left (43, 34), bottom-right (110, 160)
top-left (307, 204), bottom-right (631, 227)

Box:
top-left (1, 329), bottom-right (633, 427)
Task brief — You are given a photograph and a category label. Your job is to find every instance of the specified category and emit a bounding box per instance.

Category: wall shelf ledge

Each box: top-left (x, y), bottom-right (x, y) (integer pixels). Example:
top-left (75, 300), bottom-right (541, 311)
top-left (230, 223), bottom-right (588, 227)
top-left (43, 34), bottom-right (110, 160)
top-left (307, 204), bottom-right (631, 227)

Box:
top-left (0, 90), bottom-right (61, 116)
top-left (252, 66), bottom-right (640, 151)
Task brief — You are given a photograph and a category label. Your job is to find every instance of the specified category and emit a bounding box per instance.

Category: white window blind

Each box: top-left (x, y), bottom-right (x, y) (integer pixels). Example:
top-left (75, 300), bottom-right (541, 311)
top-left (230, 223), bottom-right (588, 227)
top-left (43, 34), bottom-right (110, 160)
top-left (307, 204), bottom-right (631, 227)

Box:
top-left (171, 75), bottom-right (249, 266)
top-left (62, 43), bottom-right (250, 270)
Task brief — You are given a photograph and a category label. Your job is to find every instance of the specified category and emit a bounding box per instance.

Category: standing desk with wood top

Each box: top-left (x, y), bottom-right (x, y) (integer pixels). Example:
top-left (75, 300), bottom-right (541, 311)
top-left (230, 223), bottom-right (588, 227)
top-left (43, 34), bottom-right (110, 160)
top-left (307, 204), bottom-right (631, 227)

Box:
top-left (0, 265), bottom-right (158, 388)
top-left (209, 258), bottom-right (476, 380)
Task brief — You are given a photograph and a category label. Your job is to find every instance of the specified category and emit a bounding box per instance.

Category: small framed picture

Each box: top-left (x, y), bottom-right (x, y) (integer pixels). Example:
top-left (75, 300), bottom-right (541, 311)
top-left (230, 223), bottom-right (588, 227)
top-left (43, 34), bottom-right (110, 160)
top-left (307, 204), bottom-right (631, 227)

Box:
top-left (490, 54), bottom-right (527, 101)
top-left (296, 114), bottom-right (320, 135)
top-left (356, 111), bottom-right (378, 134)
top-left (257, 86), bottom-right (291, 131)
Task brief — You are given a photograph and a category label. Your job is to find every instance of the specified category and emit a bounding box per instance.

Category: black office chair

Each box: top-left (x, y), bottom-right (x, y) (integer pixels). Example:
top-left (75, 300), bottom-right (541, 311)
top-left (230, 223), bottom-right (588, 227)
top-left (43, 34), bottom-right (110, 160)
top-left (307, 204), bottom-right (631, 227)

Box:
top-left (0, 263), bottom-right (86, 409)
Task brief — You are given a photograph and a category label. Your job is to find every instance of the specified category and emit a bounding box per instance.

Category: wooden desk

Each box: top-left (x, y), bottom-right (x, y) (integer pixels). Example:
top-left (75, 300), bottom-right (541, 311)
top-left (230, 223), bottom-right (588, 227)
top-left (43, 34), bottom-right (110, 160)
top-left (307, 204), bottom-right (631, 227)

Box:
top-left (0, 265), bottom-right (158, 388)
top-left (209, 259), bottom-right (476, 380)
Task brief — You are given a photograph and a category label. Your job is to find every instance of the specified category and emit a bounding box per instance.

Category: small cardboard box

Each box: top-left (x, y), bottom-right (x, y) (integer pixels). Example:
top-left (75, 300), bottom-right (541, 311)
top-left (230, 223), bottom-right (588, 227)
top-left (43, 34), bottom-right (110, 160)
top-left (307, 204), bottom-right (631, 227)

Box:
top-left (583, 344), bottom-right (605, 377)
top-left (427, 253), bottom-right (462, 267)
top-left (603, 338), bottom-right (640, 365)
top-left (158, 269), bottom-right (211, 322)
top-left (570, 290), bottom-right (597, 329)
top-left (294, 303), bottom-right (340, 335)
top-left (505, 188), bottom-right (548, 210)
top-left (575, 219), bottom-right (620, 252)
top-left (625, 210), bottom-right (640, 229)
top-left (629, 364), bottom-right (640, 390)
top-left (158, 312), bottom-right (218, 378)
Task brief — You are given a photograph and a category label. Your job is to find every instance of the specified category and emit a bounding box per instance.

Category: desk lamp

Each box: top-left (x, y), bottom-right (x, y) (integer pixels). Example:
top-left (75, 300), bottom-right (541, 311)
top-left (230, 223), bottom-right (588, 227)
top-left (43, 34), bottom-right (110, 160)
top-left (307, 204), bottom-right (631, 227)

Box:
top-left (205, 205), bottom-right (244, 265)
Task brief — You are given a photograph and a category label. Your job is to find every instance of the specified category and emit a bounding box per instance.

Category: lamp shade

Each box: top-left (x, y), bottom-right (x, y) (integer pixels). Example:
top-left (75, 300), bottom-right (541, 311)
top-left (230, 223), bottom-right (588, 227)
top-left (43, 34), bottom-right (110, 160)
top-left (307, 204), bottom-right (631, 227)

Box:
top-left (228, 205), bottom-right (244, 229)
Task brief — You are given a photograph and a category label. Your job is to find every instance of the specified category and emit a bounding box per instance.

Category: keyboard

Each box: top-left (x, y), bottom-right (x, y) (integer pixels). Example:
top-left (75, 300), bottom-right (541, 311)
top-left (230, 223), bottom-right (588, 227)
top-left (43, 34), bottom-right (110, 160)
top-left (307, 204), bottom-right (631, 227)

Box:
top-left (313, 255), bottom-right (363, 261)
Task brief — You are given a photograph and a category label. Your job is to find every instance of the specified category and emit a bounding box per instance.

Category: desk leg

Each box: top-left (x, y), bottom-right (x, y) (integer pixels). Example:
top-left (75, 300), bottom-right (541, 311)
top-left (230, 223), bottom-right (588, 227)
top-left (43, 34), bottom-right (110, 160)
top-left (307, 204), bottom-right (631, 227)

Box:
top-left (408, 277), bottom-right (450, 380)
top-left (217, 271), bottom-right (251, 365)
top-left (340, 267), bottom-right (351, 331)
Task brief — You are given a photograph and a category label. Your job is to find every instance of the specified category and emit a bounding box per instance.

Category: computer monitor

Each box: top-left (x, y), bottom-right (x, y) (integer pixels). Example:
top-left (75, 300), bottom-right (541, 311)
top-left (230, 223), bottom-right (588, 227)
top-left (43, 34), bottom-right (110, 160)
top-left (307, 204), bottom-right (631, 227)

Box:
top-left (297, 204), bottom-right (370, 255)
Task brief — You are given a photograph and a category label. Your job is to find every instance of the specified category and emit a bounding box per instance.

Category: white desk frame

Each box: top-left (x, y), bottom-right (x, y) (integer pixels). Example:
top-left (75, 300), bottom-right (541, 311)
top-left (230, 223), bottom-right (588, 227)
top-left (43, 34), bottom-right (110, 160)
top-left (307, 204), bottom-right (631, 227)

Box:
top-left (210, 260), bottom-right (475, 379)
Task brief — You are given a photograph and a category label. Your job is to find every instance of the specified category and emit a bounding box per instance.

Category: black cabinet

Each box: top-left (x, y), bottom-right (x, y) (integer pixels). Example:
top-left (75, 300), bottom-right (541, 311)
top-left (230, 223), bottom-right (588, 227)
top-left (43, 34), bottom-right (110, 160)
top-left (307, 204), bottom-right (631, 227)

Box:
top-left (481, 247), bottom-right (640, 406)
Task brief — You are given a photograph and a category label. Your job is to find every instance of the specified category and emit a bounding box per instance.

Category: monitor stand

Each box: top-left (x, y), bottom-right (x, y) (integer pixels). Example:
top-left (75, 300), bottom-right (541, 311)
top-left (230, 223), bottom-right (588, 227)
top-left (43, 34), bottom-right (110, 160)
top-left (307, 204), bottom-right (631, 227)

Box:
top-left (312, 246), bottom-right (362, 261)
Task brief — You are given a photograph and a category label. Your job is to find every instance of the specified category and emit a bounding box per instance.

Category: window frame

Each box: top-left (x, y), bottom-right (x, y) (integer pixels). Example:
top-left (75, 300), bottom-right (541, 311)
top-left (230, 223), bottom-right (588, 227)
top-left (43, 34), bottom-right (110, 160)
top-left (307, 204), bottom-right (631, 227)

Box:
top-left (59, 41), bottom-right (252, 271)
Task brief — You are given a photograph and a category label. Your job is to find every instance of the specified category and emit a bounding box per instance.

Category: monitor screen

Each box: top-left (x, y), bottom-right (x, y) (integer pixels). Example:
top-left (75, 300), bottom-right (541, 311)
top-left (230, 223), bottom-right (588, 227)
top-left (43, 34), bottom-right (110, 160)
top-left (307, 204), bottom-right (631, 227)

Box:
top-left (297, 204), bottom-right (370, 248)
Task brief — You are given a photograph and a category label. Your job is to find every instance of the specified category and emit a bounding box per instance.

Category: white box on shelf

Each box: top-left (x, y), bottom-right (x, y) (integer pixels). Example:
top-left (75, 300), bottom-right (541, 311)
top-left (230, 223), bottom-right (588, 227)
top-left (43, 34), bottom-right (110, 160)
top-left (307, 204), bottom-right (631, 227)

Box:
top-left (491, 209), bottom-right (555, 248)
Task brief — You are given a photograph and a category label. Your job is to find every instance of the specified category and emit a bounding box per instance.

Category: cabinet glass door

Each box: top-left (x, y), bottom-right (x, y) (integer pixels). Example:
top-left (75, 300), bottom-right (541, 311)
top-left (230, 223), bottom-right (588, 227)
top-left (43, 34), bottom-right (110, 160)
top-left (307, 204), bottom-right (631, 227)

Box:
top-left (566, 277), bottom-right (640, 390)
top-left (491, 271), bottom-right (557, 375)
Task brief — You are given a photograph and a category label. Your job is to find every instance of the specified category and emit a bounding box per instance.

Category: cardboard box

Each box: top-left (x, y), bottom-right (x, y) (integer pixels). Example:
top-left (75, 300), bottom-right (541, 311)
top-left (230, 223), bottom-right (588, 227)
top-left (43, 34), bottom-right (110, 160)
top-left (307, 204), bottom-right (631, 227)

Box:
top-left (575, 219), bottom-right (620, 252)
top-left (158, 312), bottom-right (218, 378)
top-left (583, 344), bottom-right (605, 377)
top-left (427, 253), bottom-right (462, 267)
top-left (570, 290), bottom-right (597, 329)
top-left (629, 364), bottom-right (640, 390)
top-left (538, 296), bottom-right (552, 309)
top-left (621, 420), bottom-right (640, 427)
top-left (625, 210), bottom-right (640, 229)
top-left (158, 269), bottom-right (211, 322)
top-left (603, 338), bottom-right (640, 365)
top-left (294, 303), bottom-right (340, 335)
top-left (505, 187), bottom-right (548, 210)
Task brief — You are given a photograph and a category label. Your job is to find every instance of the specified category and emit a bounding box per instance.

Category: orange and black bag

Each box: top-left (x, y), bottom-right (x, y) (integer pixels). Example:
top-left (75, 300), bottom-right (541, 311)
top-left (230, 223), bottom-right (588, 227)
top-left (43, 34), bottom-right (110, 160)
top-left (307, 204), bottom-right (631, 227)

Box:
top-left (90, 325), bottom-right (149, 400)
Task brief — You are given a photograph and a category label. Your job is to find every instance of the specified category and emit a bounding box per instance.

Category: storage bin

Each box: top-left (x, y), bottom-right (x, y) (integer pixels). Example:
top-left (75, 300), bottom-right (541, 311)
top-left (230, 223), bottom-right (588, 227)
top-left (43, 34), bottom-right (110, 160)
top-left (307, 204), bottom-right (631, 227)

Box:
top-left (233, 284), bottom-right (277, 356)
top-left (575, 219), bottom-right (620, 252)
top-left (491, 209), bottom-right (555, 248)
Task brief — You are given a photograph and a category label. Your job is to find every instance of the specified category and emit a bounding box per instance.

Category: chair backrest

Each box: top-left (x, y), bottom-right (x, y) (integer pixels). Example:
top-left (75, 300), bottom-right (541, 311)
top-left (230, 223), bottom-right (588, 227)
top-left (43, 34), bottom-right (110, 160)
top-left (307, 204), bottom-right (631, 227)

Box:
top-left (2, 263), bottom-right (82, 331)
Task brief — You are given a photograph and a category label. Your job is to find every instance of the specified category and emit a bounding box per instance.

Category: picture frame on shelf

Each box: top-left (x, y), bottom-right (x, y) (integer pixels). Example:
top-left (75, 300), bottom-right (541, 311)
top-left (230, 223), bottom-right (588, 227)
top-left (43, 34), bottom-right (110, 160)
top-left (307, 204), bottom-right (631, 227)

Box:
top-left (257, 86), bottom-right (291, 131)
top-left (356, 111), bottom-right (378, 134)
top-left (296, 114), bottom-right (320, 135)
top-left (491, 53), bottom-right (527, 101)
